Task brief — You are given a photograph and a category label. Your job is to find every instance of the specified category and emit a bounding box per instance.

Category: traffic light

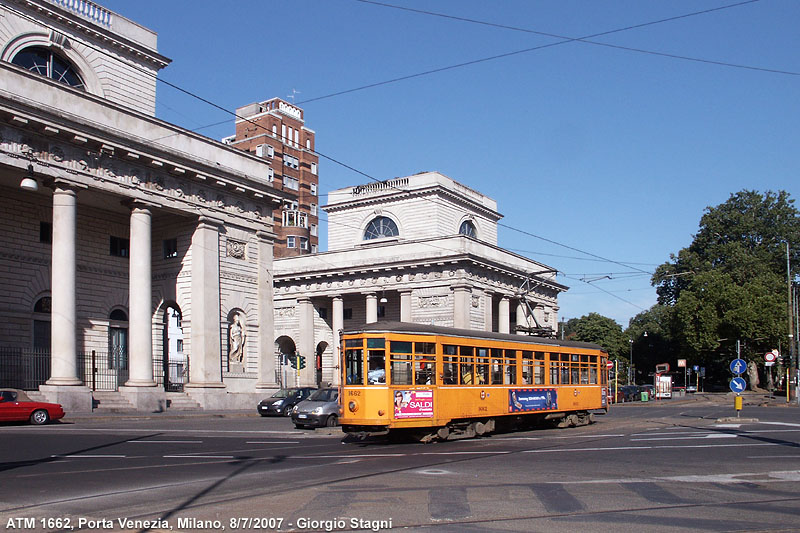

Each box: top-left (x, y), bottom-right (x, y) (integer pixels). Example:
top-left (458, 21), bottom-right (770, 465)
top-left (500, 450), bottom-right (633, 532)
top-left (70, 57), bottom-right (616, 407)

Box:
top-left (298, 355), bottom-right (306, 370)
top-left (287, 354), bottom-right (297, 369)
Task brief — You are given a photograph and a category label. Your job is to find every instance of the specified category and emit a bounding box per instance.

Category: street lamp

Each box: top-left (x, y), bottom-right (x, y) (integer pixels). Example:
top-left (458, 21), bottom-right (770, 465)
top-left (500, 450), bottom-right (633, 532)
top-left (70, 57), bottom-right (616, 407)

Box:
top-left (629, 332), bottom-right (647, 385)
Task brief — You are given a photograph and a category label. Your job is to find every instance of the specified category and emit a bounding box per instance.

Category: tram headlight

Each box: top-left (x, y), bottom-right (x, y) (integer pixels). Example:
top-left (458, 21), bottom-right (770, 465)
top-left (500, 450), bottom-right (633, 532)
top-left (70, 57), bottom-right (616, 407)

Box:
top-left (348, 400), bottom-right (359, 413)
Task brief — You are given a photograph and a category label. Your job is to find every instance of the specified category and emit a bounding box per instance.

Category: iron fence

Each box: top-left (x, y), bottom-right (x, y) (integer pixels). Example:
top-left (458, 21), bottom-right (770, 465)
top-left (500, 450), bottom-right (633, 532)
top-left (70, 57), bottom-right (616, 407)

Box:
top-left (0, 347), bottom-right (50, 390)
top-left (78, 349), bottom-right (129, 391)
top-left (155, 359), bottom-right (188, 392)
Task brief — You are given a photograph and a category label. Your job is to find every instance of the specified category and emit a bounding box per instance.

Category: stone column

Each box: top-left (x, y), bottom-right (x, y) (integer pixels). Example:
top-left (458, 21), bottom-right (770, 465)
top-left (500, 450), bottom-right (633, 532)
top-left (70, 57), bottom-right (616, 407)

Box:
top-left (298, 297), bottom-right (315, 386)
top-left (125, 204), bottom-right (156, 387)
top-left (452, 284), bottom-right (471, 329)
top-left (483, 290), bottom-right (493, 332)
top-left (332, 296), bottom-right (344, 386)
top-left (187, 217), bottom-right (225, 394)
top-left (400, 290), bottom-right (412, 322)
top-left (256, 231), bottom-right (276, 388)
top-left (366, 293), bottom-right (378, 324)
top-left (47, 184), bottom-right (80, 386)
top-left (516, 300), bottom-right (528, 335)
top-left (498, 296), bottom-right (510, 334)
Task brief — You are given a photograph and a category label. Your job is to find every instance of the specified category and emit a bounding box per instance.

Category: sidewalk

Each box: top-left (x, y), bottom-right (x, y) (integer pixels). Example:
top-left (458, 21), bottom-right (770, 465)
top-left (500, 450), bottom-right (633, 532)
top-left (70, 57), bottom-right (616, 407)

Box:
top-left (62, 409), bottom-right (261, 422)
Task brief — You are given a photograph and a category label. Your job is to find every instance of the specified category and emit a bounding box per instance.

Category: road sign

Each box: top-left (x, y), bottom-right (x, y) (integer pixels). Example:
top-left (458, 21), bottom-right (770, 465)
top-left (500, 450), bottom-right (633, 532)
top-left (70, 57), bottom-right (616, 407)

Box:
top-left (677, 359), bottom-right (687, 368)
top-left (764, 351), bottom-right (778, 363)
top-left (730, 377), bottom-right (746, 393)
top-left (606, 361), bottom-right (614, 370)
top-left (730, 358), bottom-right (747, 375)
top-left (655, 363), bottom-right (670, 374)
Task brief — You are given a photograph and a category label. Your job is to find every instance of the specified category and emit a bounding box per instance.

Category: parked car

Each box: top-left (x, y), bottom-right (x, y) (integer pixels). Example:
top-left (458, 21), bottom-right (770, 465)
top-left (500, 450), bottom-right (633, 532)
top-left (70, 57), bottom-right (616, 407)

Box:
top-left (292, 388), bottom-right (340, 429)
top-left (685, 385), bottom-right (698, 393)
top-left (257, 387), bottom-right (315, 416)
top-left (620, 385), bottom-right (640, 402)
top-left (0, 389), bottom-right (64, 425)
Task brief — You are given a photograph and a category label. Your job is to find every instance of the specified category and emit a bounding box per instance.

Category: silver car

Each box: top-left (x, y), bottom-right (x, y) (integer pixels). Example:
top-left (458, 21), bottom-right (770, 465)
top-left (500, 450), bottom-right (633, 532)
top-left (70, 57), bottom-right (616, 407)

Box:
top-left (291, 388), bottom-right (340, 428)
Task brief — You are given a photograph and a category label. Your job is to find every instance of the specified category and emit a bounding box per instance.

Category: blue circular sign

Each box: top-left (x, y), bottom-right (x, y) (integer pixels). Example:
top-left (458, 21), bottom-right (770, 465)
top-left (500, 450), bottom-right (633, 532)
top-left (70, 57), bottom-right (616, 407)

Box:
top-left (730, 377), bottom-right (746, 393)
top-left (730, 358), bottom-right (747, 375)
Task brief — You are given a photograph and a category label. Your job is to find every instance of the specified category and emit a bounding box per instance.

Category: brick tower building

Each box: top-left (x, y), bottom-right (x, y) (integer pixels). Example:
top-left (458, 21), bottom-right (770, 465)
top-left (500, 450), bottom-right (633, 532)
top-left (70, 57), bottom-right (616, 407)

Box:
top-left (225, 98), bottom-right (319, 258)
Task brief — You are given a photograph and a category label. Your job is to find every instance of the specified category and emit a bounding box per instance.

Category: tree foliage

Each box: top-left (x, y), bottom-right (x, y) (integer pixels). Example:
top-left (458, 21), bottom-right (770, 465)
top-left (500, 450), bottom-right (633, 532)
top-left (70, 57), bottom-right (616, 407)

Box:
top-left (570, 312), bottom-right (627, 360)
top-left (652, 190), bottom-right (800, 366)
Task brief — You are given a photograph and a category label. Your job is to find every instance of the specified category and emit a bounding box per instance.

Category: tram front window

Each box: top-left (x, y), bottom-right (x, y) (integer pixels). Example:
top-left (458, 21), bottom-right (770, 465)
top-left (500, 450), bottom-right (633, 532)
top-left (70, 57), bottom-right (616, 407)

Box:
top-left (345, 339), bottom-right (364, 385)
top-left (367, 338), bottom-right (386, 384)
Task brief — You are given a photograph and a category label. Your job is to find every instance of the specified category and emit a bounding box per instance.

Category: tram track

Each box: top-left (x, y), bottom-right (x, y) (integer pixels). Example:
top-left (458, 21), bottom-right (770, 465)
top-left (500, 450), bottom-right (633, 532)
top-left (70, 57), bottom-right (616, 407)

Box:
top-left (2, 423), bottom-right (705, 530)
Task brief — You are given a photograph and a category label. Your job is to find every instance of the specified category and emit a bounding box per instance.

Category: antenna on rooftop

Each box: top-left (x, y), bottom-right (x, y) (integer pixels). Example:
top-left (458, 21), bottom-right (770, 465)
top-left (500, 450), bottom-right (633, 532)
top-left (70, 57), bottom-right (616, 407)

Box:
top-left (287, 89), bottom-right (301, 103)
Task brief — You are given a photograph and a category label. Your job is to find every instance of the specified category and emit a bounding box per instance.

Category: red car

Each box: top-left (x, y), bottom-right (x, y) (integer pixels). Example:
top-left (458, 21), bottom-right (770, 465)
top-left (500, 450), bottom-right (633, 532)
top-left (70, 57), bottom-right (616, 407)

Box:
top-left (0, 389), bottom-right (65, 424)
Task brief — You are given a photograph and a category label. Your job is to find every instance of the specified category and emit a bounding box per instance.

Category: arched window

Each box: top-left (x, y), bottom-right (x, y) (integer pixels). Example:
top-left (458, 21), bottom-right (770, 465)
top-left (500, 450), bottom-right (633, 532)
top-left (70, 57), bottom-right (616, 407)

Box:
top-left (459, 220), bottom-right (477, 238)
top-left (11, 46), bottom-right (85, 90)
top-left (364, 216), bottom-right (399, 240)
top-left (32, 297), bottom-right (51, 351)
top-left (108, 309), bottom-right (128, 371)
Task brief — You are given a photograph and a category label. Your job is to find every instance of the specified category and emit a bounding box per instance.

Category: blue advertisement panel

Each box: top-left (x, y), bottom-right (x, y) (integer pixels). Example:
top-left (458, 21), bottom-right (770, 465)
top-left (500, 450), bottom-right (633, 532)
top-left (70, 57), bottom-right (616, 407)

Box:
top-left (509, 388), bottom-right (558, 413)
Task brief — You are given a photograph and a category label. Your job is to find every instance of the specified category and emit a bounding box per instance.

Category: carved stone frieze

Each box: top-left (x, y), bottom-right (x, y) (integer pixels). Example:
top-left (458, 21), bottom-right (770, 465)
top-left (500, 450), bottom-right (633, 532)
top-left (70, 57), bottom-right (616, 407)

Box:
top-left (227, 239), bottom-right (246, 260)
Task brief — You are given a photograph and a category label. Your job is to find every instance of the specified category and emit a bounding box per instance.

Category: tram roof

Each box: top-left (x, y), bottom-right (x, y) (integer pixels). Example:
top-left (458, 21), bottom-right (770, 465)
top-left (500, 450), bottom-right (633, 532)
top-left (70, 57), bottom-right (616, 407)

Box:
top-left (344, 322), bottom-right (606, 353)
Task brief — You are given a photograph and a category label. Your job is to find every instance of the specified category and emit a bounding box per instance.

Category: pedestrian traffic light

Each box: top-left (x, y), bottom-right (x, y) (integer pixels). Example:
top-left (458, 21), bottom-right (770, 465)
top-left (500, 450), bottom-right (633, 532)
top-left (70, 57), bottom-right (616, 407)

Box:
top-left (298, 355), bottom-right (306, 370)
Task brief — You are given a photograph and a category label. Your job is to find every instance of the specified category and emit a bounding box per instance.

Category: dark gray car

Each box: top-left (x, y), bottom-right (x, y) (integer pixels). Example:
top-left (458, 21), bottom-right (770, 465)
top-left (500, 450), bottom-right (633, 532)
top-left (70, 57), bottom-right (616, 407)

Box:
top-left (257, 387), bottom-right (316, 416)
top-left (291, 388), bottom-right (340, 428)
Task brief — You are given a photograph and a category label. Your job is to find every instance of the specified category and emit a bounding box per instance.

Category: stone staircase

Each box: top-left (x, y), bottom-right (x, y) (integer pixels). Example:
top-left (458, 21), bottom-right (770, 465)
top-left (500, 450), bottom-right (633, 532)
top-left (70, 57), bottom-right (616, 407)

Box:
top-left (166, 391), bottom-right (202, 411)
top-left (92, 391), bottom-right (135, 412)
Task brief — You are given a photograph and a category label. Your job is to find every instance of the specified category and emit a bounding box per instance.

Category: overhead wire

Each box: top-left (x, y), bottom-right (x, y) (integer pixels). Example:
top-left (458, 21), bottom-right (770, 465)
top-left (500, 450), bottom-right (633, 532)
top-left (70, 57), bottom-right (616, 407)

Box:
top-left (6, 1), bottom-right (751, 312)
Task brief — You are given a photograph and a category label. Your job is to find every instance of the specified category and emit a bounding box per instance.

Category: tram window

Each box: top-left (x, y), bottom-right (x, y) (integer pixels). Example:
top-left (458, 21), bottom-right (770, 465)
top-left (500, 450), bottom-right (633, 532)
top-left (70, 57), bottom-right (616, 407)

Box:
top-left (571, 366), bottom-right (579, 385)
top-left (345, 349), bottom-right (363, 384)
top-left (460, 356), bottom-right (475, 385)
top-left (415, 355), bottom-right (435, 385)
top-left (534, 362), bottom-right (544, 385)
top-left (367, 349), bottom-right (386, 384)
top-left (589, 355), bottom-right (598, 363)
top-left (506, 350), bottom-right (517, 385)
top-left (391, 341), bottom-right (412, 353)
top-left (391, 354), bottom-right (412, 385)
top-left (590, 367), bottom-right (598, 384)
top-left (571, 354), bottom-right (580, 362)
top-left (367, 338), bottom-right (386, 349)
top-left (443, 357), bottom-right (458, 384)
top-left (345, 339), bottom-right (362, 348)
top-left (443, 344), bottom-right (458, 356)
top-left (580, 366), bottom-right (589, 384)
top-left (460, 346), bottom-right (473, 357)
top-left (476, 357), bottom-right (489, 384)
top-left (522, 351), bottom-right (533, 385)
top-left (415, 342), bottom-right (436, 354)
top-left (549, 358), bottom-right (559, 385)
top-left (491, 354), bottom-right (503, 385)
top-left (561, 364), bottom-right (570, 385)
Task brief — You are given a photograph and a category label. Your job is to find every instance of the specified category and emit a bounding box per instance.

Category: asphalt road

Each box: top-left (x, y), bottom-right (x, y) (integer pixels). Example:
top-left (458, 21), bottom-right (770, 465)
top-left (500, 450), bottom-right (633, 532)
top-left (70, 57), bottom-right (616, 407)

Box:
top-left (1, 396), bottom-right (799, 533)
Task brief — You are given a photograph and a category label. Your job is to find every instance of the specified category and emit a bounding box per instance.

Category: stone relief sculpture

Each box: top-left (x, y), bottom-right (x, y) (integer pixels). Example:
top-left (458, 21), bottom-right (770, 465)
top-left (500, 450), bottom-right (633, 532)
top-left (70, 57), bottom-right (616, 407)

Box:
top-left (228, 312), bottom-right (246, 364)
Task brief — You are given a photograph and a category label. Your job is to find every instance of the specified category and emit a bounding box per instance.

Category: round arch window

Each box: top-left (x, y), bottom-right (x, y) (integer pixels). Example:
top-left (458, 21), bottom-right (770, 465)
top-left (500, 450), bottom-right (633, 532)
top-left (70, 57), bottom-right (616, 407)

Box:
top-left (364, 216), bottom-right (399, 240)
top-left (11, 46), bottom-right (85, 90)
top-left (459, 220), bottom-right (477, 238)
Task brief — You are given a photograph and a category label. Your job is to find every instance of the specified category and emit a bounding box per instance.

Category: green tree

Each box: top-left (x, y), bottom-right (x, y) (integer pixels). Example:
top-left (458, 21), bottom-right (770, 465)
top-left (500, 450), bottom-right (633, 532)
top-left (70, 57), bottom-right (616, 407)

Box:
top-left (652, 190), bottom-right (800, 374)
top-left (571, 312), bottom-right (628, 361)
top-left (625, 304), bottom-right (678, 381)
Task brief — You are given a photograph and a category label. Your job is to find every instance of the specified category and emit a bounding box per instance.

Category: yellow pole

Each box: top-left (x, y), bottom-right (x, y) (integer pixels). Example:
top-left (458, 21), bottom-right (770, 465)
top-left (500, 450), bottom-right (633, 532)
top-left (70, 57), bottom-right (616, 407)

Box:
top-left (614, 360), bottom-right (618, 404)
top-left (788, 368), bottom-right (791, 403)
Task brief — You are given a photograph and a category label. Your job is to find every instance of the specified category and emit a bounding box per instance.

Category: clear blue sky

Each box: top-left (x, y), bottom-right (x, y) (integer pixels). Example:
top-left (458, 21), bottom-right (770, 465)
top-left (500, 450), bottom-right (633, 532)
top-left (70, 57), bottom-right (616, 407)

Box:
top-left (102, 0), bottom-right (799, 328)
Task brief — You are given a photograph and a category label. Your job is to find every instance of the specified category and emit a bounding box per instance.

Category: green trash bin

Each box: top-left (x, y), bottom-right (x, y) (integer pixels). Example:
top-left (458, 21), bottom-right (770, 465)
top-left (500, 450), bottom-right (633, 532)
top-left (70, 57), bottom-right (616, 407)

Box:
top-left (640, 391), bottom-right (649, 402)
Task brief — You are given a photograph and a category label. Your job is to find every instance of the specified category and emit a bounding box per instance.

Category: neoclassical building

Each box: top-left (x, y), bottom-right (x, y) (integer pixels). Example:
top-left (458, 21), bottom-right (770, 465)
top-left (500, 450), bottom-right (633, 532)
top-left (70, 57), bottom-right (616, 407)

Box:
top-left (0, 0), bottom-right (283, 410)
top-left (273, 172), bottom-right (565, 387)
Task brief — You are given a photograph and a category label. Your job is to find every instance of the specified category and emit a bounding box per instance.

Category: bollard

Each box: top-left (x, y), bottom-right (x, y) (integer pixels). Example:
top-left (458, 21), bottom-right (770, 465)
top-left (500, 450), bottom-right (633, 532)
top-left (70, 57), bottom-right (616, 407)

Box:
top-left (734, 395), bottom-right (743, 416)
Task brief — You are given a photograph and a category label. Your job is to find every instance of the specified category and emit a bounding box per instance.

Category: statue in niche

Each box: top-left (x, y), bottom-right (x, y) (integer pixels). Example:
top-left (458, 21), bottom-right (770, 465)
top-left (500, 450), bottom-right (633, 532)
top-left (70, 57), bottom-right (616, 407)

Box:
top-left (228, 313), bottom-right (246, 364)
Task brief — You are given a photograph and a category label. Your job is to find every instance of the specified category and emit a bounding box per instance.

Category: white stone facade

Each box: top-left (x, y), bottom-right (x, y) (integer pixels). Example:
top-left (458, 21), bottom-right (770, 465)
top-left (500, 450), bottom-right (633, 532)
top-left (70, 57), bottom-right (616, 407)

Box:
top-left (0, 0), bottom-right (280, 411)
top-left (273, 172), bottom-right (565, 388)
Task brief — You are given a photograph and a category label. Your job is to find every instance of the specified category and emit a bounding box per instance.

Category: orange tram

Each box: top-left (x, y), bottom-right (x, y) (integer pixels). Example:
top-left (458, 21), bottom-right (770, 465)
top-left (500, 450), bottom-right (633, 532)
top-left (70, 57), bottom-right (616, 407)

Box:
top-left (339, 322), bottom-right (610, 441)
